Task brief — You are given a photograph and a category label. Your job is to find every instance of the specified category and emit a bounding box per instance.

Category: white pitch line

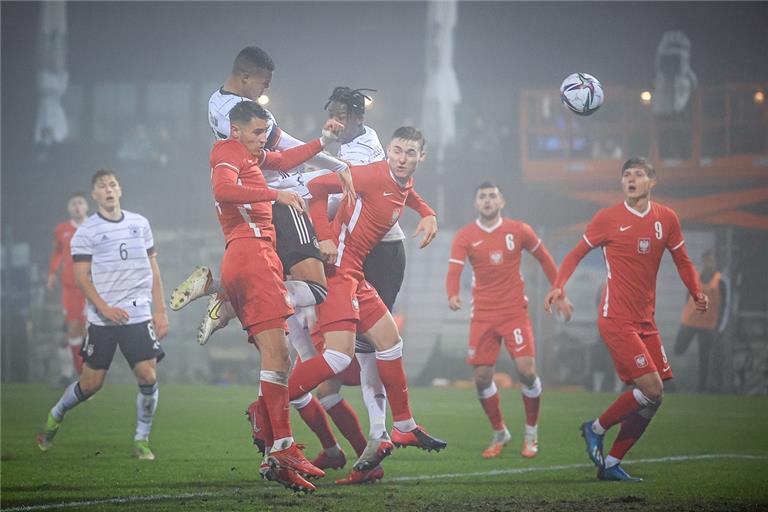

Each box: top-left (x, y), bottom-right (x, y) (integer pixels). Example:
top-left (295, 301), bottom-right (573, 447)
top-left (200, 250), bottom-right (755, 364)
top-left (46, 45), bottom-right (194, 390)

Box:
top-left (3, 453), bottom-right (766, 511)
top-left (388, 453), bottom-right (768, 482)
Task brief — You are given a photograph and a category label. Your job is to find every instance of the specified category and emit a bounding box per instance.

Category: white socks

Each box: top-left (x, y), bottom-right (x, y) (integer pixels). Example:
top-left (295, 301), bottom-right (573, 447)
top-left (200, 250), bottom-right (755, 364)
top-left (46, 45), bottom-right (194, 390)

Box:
top-left (135, 383), bottom-right (159, 441)
top-left (357, 351), bottom-right (388, 438)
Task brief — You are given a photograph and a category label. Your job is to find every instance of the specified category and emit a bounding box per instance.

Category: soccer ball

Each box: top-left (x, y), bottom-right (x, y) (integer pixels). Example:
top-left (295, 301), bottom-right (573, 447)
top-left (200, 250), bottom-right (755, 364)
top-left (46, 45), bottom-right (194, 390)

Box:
top-left (560, 73), bottom-right (604, 116)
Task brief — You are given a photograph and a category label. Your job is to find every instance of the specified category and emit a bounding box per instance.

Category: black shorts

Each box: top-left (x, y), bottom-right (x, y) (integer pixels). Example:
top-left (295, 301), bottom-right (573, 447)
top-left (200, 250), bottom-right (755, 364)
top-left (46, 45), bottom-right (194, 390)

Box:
top-left (81, 320), bottom-right (165, 370)
top-left (355, 240), bottom-right (407, 353)
top-left (272, 202), bottom-right (322, 272)
top-left (363, 240), bottom-right (406, 311)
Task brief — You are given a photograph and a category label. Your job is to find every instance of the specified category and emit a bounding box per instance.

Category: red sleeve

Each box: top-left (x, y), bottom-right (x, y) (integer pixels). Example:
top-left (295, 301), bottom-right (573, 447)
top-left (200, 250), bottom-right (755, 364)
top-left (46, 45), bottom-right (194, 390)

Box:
top-left (522, 224), bottom-right (557, 286)
top-left (583, 209), bottom-right (609, 248)
top-left (308, 172), bottom-right (343, 241)
top-left (664, 207), bottom-right (700, 296)
top-left (48, 228), bottom-right (62, 277)
top-left (553, 238), bottom-right (593, 290)
top-left (665, 208), bottom-right (686, 251)
top-left (405, 189), bottom-right (436, 218)
top-left (446, 230), bottom-right (468, 298)
top-left (211, 144), bottom-right (278, 204)
top-left (261, 139), bottom-right (322, 171)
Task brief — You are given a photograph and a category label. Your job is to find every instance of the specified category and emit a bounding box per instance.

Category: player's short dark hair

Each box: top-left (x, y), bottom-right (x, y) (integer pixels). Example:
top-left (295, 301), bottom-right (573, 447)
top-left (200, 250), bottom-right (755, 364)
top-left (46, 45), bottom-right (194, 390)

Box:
top-left (476, 181), bottom-right (501, 193)
top-left (621, 157), bottom-right (656, 178)
top-left (68, 191), bottom-right (87, 201)
top-left (233, 46), bottom-right (275, 75)
top-left (91, 169), bottom-right (119, 188)
top-left (325, 87), bottom-right (376, 118)
top-left (229, 101), bottom-right (269, 125)
top-left (392, 126), bottom-right (426, 151)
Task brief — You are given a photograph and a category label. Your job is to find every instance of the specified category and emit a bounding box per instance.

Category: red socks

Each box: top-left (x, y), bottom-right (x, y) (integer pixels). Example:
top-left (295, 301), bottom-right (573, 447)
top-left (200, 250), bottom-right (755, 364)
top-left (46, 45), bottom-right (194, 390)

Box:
top-left (522, 394), bottom-right (540, 427)
top-left (327, 400), bottom-right (366, 456)
top-left (480, 392), bottom-right (505, 431)
top-left (598, 389), bottom-right (641, 429)
top-left (260, 380), bottom-right (290, 441)
top-left (608, 411), bottom-right (653, 460)
top-left (296, 395), bottom-right (337, 449)
top-left (375, 357), bottom-right (412, 422)
top-left (288, 356), bottom-right (335, 400)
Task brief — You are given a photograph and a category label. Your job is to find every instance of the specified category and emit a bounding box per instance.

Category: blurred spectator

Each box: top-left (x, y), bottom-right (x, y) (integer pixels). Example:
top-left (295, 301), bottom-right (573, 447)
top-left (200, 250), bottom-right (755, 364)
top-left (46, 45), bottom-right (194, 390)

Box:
top-left (673, 249), bottom-right (730, 392)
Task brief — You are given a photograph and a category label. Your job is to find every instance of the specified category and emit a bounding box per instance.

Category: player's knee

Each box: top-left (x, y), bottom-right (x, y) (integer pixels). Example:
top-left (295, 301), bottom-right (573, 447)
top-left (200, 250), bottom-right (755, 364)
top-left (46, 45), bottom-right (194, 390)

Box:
top-left (518, 370), bottom-right (537, 388)
top-left (474, 367), bottom-right (494, 389)
top-left (633, 385), bottom-right (663, 407)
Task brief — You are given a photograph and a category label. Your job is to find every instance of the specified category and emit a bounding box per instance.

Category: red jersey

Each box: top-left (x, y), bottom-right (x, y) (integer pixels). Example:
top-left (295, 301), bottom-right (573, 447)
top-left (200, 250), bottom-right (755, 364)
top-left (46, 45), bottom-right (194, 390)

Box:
top-left (446, 218), bottom-right (557, 313)
top-left (308, 160), bottom-right (435, 278)
top-left (49, 221), bottom-right (79, 287)
top-left (558, 201), bottom-right (698, 323)
top-left (210, 138), bottom-right (322, 245)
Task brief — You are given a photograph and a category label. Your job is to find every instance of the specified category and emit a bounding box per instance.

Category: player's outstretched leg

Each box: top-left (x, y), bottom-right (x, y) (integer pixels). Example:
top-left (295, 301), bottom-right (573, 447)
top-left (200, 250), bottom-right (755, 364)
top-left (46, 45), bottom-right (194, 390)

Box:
top-left (170, 266), bottom-right (217, 311)
top-left (197, 294), bottom-right (236, 345)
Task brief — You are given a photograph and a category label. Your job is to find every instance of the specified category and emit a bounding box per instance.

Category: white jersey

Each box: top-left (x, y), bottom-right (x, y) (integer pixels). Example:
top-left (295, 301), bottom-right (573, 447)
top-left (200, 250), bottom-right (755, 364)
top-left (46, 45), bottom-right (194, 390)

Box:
top-left (71, 210), bottom-right (155, 326)
top-left (208, 87), bottom-right (346, 197)
top-left (335, 125), bottom-right (405, 242)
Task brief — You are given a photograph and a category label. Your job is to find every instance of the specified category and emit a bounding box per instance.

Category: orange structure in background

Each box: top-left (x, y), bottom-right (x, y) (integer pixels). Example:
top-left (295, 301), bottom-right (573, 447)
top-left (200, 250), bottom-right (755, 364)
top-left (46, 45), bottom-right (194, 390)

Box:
top-left (520, 83), bottom-right (768, 230)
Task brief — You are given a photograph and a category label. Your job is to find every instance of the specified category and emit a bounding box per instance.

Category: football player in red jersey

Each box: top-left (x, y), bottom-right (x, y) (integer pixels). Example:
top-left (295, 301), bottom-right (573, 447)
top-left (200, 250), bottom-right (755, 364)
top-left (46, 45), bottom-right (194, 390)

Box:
top-left (47, 193), bottom-right (89, 379)
top-left (210, 100), bottom-right (343, 493)
top-left (545, 157), bottom-right (708, 482)
top-left (294, 126), bottom-right (446, 472)
top-left (446, 182), bottom-right (571, 459)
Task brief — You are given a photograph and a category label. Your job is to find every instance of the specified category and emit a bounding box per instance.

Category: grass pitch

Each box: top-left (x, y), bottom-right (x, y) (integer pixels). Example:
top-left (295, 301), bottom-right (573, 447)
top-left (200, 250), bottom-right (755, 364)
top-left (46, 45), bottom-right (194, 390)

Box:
top-left (2, 384), bottom-right (767, 511)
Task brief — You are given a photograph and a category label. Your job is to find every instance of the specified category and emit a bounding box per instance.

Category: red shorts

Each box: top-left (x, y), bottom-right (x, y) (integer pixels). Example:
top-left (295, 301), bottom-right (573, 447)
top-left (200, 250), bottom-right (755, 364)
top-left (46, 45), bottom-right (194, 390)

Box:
top-left (61, 284), bottom-right (86, 324)
top-left (316, 269), bottom-right (388, 335)
top-left (468, 309), bottom-right (535, 366)
top-left (598, 316), bottom-right (673, 385)
top-left (221, 237), bottom-right (293, 336)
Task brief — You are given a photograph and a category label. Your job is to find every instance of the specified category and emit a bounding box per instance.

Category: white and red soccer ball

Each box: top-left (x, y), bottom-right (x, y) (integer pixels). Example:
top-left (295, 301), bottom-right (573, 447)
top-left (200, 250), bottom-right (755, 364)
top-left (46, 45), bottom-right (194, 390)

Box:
top-left (560, 72), bottom-right (604, 116)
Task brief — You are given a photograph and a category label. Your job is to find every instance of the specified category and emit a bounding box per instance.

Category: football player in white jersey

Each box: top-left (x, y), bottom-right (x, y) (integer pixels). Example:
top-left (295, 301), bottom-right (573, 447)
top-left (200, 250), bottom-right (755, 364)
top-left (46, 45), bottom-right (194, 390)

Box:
top-left (308, 87), bottom-right (437, 484)
top-left (170, 46), bottom-right (358, 468)
top-left (172, 46), bottom-right (353, 342)
top-left (37, 170), bottom-right (169, 461)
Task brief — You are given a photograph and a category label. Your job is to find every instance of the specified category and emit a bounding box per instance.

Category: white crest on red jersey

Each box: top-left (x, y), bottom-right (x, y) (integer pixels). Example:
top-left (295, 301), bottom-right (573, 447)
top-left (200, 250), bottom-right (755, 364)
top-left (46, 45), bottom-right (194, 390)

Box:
top-left (637, 238), bottom-right (651, 254)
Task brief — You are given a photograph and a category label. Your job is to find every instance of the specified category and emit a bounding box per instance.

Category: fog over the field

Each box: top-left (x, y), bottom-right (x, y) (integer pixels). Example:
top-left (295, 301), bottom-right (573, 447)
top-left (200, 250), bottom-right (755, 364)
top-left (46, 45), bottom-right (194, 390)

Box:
top-left (2, 2), bottom-right (766, 390)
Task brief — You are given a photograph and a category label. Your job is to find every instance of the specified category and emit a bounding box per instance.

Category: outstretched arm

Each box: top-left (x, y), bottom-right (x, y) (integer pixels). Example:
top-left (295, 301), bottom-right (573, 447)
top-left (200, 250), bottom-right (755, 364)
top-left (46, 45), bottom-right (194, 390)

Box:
top-left (261, 139), bottom-right (323, 172)
top-left (544, 238), bottom-right (592, 314)
top-left (212, 164), bottom-right (278, 204)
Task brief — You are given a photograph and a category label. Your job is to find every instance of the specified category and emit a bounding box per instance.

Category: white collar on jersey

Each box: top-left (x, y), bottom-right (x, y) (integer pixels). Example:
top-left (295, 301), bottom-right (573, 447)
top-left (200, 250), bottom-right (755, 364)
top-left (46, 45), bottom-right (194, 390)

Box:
top-left (475, 217), bottom-right (503, 233)
top-left (388, 169), bottom-right (409, 188)
top-left (624, 200), bottom-right (652, 218)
